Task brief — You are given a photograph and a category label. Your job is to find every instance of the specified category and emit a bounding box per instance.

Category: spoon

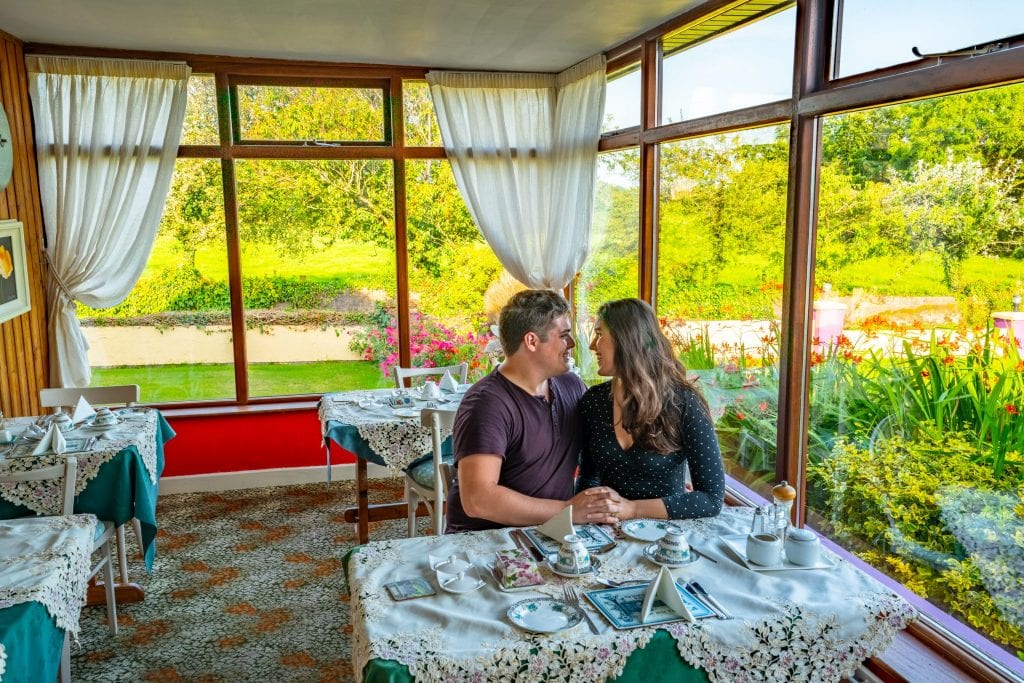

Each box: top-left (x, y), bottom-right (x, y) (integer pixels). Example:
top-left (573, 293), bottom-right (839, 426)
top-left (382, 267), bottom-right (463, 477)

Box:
top-left (593, 576), bottom-right (648, 588)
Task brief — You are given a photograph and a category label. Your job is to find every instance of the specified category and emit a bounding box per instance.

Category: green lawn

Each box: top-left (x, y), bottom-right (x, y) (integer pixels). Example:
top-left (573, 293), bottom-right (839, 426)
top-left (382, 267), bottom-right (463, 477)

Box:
top-left (92, 360), bottom-right (390, 403)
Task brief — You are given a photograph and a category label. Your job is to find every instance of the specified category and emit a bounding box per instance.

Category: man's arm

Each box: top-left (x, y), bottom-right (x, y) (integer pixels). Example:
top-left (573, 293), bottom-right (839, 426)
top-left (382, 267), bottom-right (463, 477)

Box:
top-left (458, 454), bottom-right (613, 526)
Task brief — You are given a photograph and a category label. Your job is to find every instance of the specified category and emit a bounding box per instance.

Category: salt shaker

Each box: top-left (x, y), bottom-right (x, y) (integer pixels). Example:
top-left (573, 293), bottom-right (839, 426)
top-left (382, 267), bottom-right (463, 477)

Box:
top-left (750, 506), bottom-right (767, 534)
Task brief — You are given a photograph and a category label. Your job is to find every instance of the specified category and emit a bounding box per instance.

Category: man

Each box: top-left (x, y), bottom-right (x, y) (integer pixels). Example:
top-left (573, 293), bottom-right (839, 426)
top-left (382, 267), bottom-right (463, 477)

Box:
top-left (446, 289), bottom-right (615, 532)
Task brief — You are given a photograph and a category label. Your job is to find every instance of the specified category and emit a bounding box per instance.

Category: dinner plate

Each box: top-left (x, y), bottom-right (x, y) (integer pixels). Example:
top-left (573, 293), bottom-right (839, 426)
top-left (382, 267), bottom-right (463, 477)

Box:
top-left (392, 408), bottom-right (420, 419)
top-left (507, 597), bottom-right (583, 633)
top-left (642, 544), bottom-right (701, 569)
top-left (620, 519), bottom-right (672, 542)
top-left (544, 556), bottom-right (601, 578)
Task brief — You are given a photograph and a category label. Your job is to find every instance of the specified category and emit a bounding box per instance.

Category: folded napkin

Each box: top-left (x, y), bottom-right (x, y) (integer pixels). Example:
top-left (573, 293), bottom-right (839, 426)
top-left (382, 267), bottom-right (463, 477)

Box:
top-left (71, 395), bottom-right (96, 423)
top-left (641, 566), bottom-right (694, 623)
top-left (32, 424), bottom-right (67, 456)
top-left (439, 369), bottom-right (459, 393)
top-left (536, 505), bottom-right (576, 542)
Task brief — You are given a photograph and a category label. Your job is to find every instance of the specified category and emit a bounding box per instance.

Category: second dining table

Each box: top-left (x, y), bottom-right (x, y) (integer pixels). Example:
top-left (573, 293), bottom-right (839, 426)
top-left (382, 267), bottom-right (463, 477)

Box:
top-left (0, 408), bottom-right (175, 602)
top-left (319, 387), bottom-right (465, 544)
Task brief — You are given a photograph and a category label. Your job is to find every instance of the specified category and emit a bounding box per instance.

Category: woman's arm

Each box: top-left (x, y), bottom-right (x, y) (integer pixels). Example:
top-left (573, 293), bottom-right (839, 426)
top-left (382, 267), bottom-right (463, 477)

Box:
top-left (575, 390), bottom-right (602, 493)
top-left (660, 389), bottom-right (725, 519)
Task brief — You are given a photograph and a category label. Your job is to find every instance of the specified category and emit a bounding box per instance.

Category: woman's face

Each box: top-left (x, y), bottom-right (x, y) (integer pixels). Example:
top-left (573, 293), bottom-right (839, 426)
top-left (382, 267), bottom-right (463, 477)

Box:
top-left (589, 319), bottom-right (616, 377)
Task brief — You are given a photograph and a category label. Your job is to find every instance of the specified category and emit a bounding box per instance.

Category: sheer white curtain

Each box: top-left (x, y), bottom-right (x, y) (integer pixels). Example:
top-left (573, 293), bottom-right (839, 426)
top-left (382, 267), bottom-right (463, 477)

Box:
top-left (27, 56), bottom-right (189, 387)
top-left (427, 55), bottom-right (605, 290)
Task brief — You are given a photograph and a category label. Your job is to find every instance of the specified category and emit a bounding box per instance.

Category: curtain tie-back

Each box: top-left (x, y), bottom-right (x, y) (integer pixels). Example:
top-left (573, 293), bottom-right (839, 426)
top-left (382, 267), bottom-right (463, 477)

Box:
top-left (43, 251), bottom-right (75, 302)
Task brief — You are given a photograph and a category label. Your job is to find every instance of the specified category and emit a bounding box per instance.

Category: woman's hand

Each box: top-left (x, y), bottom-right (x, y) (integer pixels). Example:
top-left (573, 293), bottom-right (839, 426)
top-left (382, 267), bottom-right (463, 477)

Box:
top-left (572, 486), bottom-right (635, 523)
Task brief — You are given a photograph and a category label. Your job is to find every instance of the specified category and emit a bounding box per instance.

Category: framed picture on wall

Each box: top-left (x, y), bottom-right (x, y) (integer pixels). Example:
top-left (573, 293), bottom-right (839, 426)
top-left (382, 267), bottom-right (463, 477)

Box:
top-left (0, 219), bottom-right (31, 324)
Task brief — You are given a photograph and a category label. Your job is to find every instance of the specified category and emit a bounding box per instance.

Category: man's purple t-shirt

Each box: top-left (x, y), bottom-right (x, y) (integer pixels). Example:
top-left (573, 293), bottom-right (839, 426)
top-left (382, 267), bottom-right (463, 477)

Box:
top-left (446, 369), bottom-right (586, 532)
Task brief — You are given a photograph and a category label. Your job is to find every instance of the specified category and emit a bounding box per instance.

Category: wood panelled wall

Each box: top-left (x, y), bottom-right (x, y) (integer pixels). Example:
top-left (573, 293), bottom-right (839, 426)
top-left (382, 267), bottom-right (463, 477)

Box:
top-left (0, 30), bottom-right (47, 417)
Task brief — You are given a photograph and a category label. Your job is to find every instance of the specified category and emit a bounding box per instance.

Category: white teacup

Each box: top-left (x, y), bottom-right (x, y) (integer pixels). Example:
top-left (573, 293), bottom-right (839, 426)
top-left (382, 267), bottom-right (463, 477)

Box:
top-left (52, 412), bottom-right (74, 433)
top-left (94, 408), bottom-right (116, 426)
top-left (784, 528), bottom-right (821, 566)
top-left (421, 381), bottom-right (442, 399)
top-left (746, 532), bottom-right (783, 566)
top-left (556, 534), bottom-right (591, 574)
top-left (0, 429), bottom-right (12, 444)
top-left (655, 526), bottom-right (691, 564)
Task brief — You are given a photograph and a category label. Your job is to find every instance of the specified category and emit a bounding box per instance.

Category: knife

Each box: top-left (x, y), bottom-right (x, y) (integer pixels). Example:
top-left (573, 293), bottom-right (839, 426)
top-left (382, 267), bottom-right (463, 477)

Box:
top-left (512, 529), bottom-right (545, 562)
top-left (690, 581), bottom-right (733, 619)
top-left (688, 546), bottom-right (718, 564)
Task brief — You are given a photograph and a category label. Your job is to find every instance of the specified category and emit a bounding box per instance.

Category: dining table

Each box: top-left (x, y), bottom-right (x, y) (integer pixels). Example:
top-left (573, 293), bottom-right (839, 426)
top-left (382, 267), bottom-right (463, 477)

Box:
top-left (0, 409), bottom-right (175, 603)
top-left (319, 388), bottom-right (465, 544)
top-left (0, 514), bottom-right (97, 683)
top-left (345, 506), bottom-right (917, 683)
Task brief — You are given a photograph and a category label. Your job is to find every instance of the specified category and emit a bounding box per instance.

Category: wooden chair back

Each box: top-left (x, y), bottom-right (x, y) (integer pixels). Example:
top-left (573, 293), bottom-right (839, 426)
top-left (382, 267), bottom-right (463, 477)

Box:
top-left (39, 385), bottom-right (140, 413)
top-left (393, 362), bottom-right (468, 389)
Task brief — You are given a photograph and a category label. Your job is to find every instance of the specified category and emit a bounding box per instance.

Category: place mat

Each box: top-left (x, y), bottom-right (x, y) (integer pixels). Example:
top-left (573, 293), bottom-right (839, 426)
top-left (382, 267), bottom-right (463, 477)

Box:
top-left (584, 582), bottom-right (715, 629)
top-left (522, 524), bottom-right (615, 560)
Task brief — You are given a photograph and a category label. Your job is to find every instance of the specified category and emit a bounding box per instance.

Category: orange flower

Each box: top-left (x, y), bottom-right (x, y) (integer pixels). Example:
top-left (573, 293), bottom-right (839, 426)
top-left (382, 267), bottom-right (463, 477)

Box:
top-left (920, 369), bottom-right (930, 379)
top-left (1007, 404), bottom-right (1020, 417)
top-left (0, 245), bottom-right (12, 279)
top-left (943, 356), bottom-right (954, 366)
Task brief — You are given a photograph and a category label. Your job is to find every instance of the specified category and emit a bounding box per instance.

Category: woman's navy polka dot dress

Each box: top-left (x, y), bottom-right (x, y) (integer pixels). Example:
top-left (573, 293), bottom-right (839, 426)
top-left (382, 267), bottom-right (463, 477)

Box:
top-left (576, 381), bottom-right (725, 519)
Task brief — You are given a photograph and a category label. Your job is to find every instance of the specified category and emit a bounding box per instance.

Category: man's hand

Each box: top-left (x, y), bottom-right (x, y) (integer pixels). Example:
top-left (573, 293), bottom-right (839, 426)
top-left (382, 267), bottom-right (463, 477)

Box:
top-left (571, 487), bottom-right (634, 524)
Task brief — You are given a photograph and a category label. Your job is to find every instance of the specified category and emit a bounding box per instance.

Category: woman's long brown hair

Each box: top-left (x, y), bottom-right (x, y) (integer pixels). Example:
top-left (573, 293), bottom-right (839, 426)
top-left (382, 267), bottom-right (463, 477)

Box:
top-left (598, 298), bottom-right (710, 454)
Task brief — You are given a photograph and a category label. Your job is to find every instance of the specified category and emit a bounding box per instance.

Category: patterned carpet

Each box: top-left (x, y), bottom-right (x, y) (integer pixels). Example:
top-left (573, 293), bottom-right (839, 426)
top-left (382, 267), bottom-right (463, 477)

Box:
top-left (73, 477), bottom-right (420, 682)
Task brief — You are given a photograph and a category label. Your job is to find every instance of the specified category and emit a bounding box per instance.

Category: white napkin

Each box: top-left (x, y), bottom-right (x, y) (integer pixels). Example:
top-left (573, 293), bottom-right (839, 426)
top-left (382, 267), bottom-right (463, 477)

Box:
top-left (32, 424), bottom-right (67, 456)
top-left (640, 566), bottom-right (694, 623)
top-left (71, 395), bottom-right (96, 423)
top-left (536, 505), bottom-right (576, 542)
top-left (439, 369), bottom-right (459, 393)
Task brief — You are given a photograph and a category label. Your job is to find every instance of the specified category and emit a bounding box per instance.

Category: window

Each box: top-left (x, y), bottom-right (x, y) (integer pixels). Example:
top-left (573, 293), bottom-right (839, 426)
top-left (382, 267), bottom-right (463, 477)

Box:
top-left (181, 74), bottom-right (218, 146)
top-left (656, 125), bottom-right (789, 497)
top-left (833, 0), bottom-right (1024, 79)
top-left (576, 149), bottom-right (640, 380)
top-left (405, 159), bottom-right (499, 383)
top-left (236, 159), bottom-right (396, 398)
top-left (405, 80), bottom-right (442, 147)
top-left (84, 158), bottom-right (231, 402)
top-left (233, 82), bottom-right (388, 142)
top-left (810, 83), bottom-right (1024, 664)
top-left (602, 64), bottom-right (641, 133)
top-left (661, 5), bottom-right (794, 124)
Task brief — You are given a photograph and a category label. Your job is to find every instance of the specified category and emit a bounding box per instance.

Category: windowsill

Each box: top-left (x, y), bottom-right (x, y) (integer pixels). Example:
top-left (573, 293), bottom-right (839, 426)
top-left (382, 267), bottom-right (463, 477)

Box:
top-left (158, 399), bottom-right (320, 418)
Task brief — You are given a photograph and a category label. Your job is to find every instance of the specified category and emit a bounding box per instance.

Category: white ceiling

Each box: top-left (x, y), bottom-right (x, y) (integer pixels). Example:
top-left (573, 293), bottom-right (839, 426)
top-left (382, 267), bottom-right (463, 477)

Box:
top-left (0, 0), bottom-right (703, 72)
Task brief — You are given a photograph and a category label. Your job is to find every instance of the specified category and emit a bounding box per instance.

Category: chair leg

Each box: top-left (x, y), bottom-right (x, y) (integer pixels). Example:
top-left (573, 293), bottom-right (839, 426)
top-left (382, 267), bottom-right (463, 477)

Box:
top-left (60, 630), bottom-right (71, 683)
top-left (406, 483), bottom-right (419, 539)
top-left (131, 518), bottom-right (144, 560)
top-left (101, 539), bottom-right (119, 636)
top-left (115, 525), bottom-right (129, 585)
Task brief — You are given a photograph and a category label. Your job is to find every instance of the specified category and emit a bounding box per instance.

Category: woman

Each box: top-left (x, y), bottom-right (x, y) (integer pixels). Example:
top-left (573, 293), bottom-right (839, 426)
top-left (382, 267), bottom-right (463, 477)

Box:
top-left (576, 298), bottom-right (725, 522)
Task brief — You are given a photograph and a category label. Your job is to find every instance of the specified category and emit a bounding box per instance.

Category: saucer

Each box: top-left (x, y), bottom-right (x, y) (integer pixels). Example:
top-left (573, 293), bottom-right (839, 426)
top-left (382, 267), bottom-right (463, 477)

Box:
top-left (83, 416), bottom-right (124, 430)
top-left (545, 556), bottom-right (601, 578)
top-left (643, 544), bottom-right (700, 569)
top-left (507, 598), bottom-right (582, 633)
top-left (392, 408), bottom-right (420, 419)
top-left (620, 518), bottom-right (671, 542)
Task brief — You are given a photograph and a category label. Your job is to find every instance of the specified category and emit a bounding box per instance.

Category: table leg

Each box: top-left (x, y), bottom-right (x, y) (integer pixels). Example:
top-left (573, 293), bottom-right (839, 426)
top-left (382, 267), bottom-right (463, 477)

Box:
top-left (357, 457), bottom-right (369, 544)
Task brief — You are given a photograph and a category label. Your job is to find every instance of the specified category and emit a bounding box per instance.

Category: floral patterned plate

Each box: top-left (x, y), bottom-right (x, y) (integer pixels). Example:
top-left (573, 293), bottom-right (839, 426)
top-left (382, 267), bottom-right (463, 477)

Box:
top-left (642, 544), bottom-right (700, 569)
top-left (507, 597), bottom-right (583, 633)
top-left (620, 519), bottom-right (671, 542)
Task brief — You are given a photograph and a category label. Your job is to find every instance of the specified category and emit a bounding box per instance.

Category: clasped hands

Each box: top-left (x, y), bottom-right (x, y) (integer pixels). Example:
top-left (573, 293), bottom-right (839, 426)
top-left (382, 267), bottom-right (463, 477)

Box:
top-left (569, 486), bottom-right (634, 524)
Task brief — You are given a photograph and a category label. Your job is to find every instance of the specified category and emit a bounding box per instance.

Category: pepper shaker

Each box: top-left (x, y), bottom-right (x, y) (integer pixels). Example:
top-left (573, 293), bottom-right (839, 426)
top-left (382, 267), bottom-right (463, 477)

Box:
top-left (772, 480), bottom-right (796, 541)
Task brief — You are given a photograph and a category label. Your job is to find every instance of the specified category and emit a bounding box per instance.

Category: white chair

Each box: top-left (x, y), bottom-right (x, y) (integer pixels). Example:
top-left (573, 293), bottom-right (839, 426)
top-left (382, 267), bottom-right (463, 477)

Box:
top-left (39, 385), bottom-right (143, 585)
top-left (405, 408), bottom-right (457, 537)
top-left (0, 457), bottom-right (119, 654)
top-left (392, 362), bottom-right (468, 389)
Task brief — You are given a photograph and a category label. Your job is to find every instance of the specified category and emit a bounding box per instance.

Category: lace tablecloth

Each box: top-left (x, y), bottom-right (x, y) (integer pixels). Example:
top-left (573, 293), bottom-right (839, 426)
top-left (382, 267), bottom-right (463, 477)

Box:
top-left (319, 389), bottom-right (462, 471)
top-left (0, 411), bottom-right (160, 516)
top-left (0, 515), bottom-right (96, 638)
top-left (347, 507), bottom-right (917, 683)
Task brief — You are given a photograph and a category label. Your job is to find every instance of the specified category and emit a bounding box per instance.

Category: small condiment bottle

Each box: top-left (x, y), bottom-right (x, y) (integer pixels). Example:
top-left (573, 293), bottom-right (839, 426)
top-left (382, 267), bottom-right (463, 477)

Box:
top-left (750, 506), bottom-right (766, 534)
top-left (772, 480), bottom-right (796, 538)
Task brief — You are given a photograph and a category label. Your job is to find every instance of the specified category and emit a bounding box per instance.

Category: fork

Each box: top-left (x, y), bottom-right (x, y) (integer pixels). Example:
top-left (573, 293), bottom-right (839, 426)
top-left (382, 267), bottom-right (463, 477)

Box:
top-left (562, 583), bottom-right (603, 635)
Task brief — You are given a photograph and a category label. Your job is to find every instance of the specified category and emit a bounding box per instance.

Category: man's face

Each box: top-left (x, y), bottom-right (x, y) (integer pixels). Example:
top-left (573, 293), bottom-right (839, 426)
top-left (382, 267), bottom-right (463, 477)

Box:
top-left (533, 315), bottom-right (576, 376)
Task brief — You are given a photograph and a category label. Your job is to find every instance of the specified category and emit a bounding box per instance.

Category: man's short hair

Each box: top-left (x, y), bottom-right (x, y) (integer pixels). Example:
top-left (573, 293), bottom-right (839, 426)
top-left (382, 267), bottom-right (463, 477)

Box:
top-left (499, 289), bottom-right (570, 356)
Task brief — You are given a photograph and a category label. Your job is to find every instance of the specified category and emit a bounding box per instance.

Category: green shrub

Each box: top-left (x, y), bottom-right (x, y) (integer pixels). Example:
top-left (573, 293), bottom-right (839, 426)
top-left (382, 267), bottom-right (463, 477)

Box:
top-left (809, 434), bottom-right (1024, 653)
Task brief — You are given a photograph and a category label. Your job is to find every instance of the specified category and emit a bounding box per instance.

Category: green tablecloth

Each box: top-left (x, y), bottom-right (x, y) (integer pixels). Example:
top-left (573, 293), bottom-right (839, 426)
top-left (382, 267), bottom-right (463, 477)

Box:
top-left (0, 413), bottom-right (174, 571)
top-left (342, 549), bottom-right (709, 683)
top-left (0, 601), bottom-right (63, 683)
